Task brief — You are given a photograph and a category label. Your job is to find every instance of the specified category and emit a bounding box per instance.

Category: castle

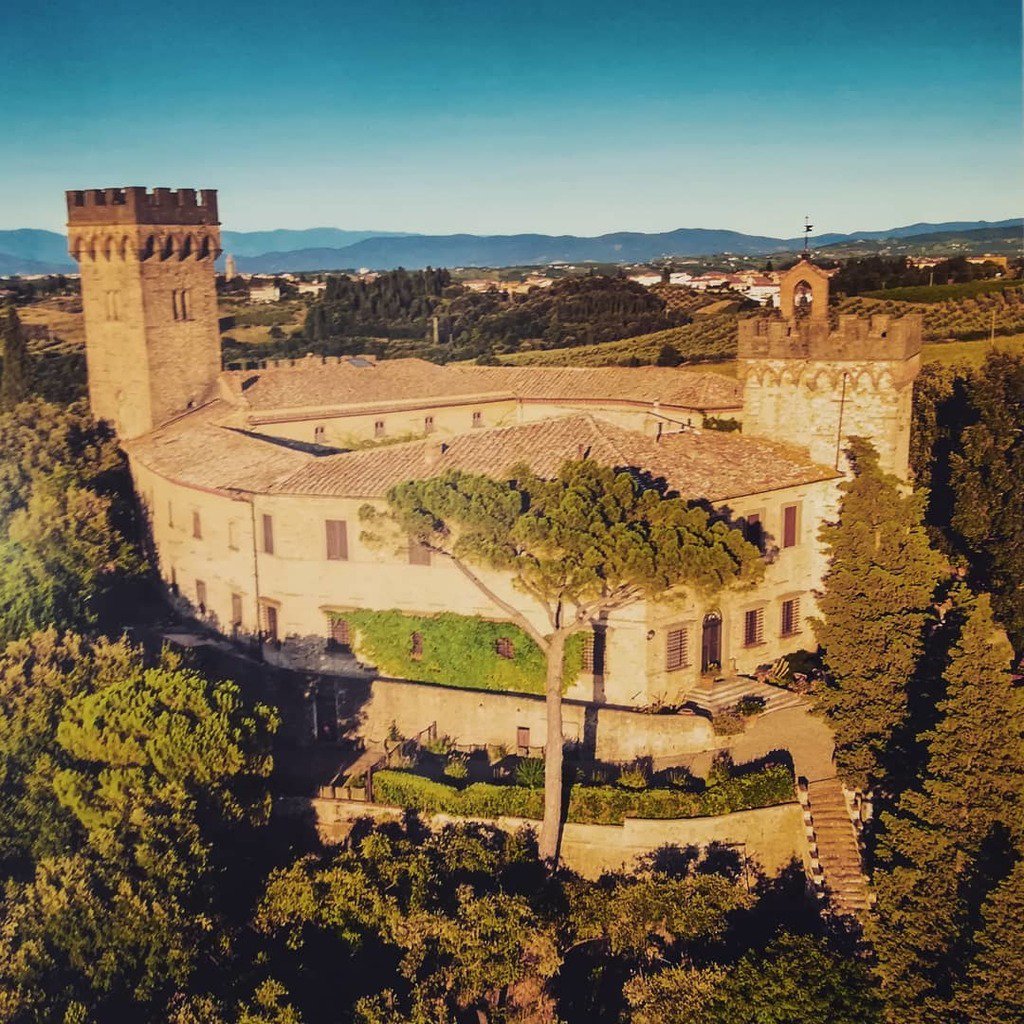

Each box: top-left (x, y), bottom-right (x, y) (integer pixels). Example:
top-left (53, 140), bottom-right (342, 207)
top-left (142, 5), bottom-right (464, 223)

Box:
top-left (68, 186), bottom-right (922, 717)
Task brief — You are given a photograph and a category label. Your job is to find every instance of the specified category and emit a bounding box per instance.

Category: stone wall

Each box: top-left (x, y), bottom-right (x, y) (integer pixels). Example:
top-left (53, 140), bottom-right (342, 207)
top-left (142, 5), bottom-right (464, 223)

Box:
top-left (289, 795), bottom-right (807, 878)
top-left (350, 676), bottom-right (717, 762)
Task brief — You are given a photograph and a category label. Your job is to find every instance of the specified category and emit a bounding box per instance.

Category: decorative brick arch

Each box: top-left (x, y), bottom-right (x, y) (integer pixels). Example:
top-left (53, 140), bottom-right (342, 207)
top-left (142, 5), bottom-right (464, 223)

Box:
top-left (779, 258), bottom-right (830, 320)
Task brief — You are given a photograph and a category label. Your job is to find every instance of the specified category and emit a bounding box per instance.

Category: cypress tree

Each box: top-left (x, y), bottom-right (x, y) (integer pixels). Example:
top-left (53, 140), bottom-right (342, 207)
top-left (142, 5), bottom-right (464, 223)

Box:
top-left (812, 437), bottom-right (945, 790)
top-left (956, 858), bottom-right (1024, 1024)
top-left (950, 352), bottom-right (1024, 654)
top-left (1, 305), bottom-right (30, 410)
top-left (871, 591), bottom-right (1024, 1023)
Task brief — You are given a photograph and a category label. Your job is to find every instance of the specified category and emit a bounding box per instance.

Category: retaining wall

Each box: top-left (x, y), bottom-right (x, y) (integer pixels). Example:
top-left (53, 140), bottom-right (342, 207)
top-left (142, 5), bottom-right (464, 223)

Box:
top-left (284, 795), bottom-right (806, 878)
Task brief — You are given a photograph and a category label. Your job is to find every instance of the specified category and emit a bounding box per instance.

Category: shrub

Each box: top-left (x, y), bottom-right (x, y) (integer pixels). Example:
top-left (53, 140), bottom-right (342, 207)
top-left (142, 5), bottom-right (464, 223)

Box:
top-left (617, 759), bottom-right (651, 790)
top-left (371, 762), bottom-right (794, 824)
top-left (711, 709), bottom-right (747, 735)
top-left (423, 733), bottom-right (455, 756)
top-left (443, 754), bottom-right (469, 780)
top-left (734, 694), bottom-right (767, 717)
top-left (514, 757), bottom-right (545, 789)
top-left (708, 752), bottom-right (735, 786)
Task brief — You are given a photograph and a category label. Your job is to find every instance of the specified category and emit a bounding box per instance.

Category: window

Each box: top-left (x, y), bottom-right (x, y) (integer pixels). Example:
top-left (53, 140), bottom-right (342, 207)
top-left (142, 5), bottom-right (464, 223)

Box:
top-left (783, 503), bottom-right (800, 548)
top-left (227, 520), bottom-right (238, 551)
top-left (471, 411), bottom-right (483, 428)
top-left (314, 425), bottom-right (325, 443)
top-left (516, 726), bottom-right (530, 751)
top-left (666, 627), bottom-right (689, 672)
top-left (410, 631), bottom-right (424, 660)
top-left (495, 637), bottom-right (515, 659)
top-left (262, 514), bottom-right (274, 554)
top-left (195, 579), bottom-right (207, 613)
top-left (582, 632), bottom-right (596, 673)
top-left (744, 512), bottom-right (763, 547)
top-left (192, 510), bottom-right (202, 539)
top-left (744, 607), bottom-right (765, 647)
top-left (262, 602), bottom-right (279, 642)
top-left (409, 538), bottom-right (431, 566)
top-left (172, 289), bottom-right (191, 321)
top-left (168, 501), bottom-right (175, 528)
top-left (781, 597), bottom-right (802, 637)
top-left (328, 617), bottom-right (351, 652)
top-left (374, 419), bottom-right (385, 438)
top-left (231, 592), bottom-right (243, 629)
top-left (326, 519), bottom-right (348, 561)
top-left (104, 290), bottom-right (119, 321)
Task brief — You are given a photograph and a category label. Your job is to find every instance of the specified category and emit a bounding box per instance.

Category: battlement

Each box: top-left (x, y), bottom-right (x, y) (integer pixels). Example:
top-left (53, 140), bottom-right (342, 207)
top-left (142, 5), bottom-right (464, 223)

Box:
top-left (66, 187), bottom-right (219, 226)
top-left (737, 312), bottom-right (922, 362)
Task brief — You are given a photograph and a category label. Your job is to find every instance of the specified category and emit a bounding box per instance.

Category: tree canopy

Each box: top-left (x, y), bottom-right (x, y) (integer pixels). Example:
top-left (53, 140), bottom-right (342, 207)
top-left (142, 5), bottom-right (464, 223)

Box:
top-left (812, 438), bottom-right (945, 790)
top-left (365, 458), bottom-right (762, 860)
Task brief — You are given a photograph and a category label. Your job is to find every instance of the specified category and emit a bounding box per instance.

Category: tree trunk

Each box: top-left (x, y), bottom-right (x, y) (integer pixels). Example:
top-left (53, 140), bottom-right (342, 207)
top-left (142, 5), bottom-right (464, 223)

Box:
top-left (538, 631), bottom-right (566, 866)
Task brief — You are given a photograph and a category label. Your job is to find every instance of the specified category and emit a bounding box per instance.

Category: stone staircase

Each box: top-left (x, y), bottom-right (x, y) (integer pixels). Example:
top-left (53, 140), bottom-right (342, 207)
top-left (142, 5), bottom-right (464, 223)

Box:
top-left (694, 674), bottom-right (809, 717)
top-left (801, 777), bottom-right (872, 919)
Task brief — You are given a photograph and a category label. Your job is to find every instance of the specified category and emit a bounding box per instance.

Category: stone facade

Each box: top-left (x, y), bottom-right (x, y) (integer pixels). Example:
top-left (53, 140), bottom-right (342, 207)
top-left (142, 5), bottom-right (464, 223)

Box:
top-left (738, 258), bottom-right (922, 478)
top-left (67, 187), bottom-right (222, 439)
top-left (69, 186), bottom-right (921, 714)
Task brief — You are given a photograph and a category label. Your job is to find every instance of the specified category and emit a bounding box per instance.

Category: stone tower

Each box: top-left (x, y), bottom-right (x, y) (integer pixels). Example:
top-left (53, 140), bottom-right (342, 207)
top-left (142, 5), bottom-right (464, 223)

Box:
top-left (66, 187), bottom-right (222, 439)
top-left (738, 257), bottom-right (922, 479)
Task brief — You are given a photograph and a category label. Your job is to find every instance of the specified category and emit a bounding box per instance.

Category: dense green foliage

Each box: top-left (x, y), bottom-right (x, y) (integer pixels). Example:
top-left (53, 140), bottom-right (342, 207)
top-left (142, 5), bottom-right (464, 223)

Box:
top-left (0, 399), bottom-right (146, 641)
top-left (811, 439), bottom-right (945, 790)
top-left (910, 352), bottom-right (1024, 653)
top-left (870, 591), bottom-right (1024, 1023)
top-left (372, 762), bottom-right (794, 824)
top-left (830, 255), bottom-right (1007, 297)
top-left (337, 609), bottom-right (584, 694)
top-left (303, 269), bottom-right (687, 362)
top-left (0, 631), bottom-right (279, 1021)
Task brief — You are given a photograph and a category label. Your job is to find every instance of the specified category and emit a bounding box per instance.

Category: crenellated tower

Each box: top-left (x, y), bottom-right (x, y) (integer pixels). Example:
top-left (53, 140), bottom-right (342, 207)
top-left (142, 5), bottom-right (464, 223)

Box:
top-left (67, 186), bottom-right (222, 439)
top-left (738, 257), bottom-right (922, 479)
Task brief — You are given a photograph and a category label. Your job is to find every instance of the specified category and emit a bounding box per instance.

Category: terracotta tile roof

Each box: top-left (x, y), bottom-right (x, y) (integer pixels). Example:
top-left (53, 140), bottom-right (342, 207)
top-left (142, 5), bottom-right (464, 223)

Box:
top-left (124, 401), bottom-right (313, 492)
top-left (220, 358), bottom-right (742, 417)
top-left (267, 413), bottom-right (838, 502)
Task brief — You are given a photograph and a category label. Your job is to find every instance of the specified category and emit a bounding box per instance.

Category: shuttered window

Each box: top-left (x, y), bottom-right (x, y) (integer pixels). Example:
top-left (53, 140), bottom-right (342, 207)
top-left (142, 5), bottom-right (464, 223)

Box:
top-left (328, 617), bottom-right (351, 651)
top-left (582, 632), bottom-right (595, 673)
top-left (192, 510), bottom-right (202, 539)
top-left (783, 504), bottom-right (799, 548)
top-left (262, 603), bottom-right (279, 642)
top-left (326, 520), bottom-right (348, 561)
top-left (781, 597), bottom-right (801, 637)
top-left (744, 608), bottom-right (764, 647)
top-left (666, 627), bottom-right (689, 672)
top-left (195, 579), bottom-right (207, 612)
top-left (745, 512), bottom-right (762, 546)
top-left (231, 592), bottom-right (243, 628)
top-left (262, 514), bottom-right (274, 554)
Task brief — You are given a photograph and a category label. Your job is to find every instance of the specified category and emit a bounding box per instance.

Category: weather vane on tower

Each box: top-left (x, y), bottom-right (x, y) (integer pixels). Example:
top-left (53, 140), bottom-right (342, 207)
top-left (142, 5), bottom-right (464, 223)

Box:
top-left (802, 215), bottom-right (813, 256)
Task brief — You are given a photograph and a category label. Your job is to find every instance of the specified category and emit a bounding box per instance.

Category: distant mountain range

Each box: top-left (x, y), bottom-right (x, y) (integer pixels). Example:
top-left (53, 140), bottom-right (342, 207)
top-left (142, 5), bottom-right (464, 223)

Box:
top-left (1, 219), bottom-right (1019, 276)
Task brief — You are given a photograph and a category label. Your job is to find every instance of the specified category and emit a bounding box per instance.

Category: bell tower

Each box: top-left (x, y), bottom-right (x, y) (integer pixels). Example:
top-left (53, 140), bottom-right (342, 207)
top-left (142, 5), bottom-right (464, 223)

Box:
top-left (66, 187), bottom-right (222, 439)
top-left (738, 256), bottom-right (922, 479)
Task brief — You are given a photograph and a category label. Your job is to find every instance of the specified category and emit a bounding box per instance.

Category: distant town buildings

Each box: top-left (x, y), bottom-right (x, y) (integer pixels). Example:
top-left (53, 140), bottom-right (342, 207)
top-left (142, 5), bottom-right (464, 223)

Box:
top-left (249, 281), bottom-right (281, 303)
top-left (224, 254), bottom-right (237, 281)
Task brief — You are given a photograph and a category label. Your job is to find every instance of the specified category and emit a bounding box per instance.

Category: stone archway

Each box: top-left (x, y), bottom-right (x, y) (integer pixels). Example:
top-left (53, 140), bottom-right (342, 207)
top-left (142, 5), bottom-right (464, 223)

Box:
top-left (779, 259), bottom-right (830, 320)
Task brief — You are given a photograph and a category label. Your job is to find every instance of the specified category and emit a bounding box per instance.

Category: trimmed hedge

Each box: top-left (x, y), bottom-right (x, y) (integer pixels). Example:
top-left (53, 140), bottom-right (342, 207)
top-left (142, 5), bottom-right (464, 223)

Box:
top-left (338, 609), bottom-right (584, 695)
top-left (372, 764), bottom-right (794, 825)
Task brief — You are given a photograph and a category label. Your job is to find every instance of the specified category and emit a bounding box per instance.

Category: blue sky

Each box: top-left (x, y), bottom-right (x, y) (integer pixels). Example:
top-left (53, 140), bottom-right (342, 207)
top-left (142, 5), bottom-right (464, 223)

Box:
top-left (3, 0), bottom-right (1021, 235)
